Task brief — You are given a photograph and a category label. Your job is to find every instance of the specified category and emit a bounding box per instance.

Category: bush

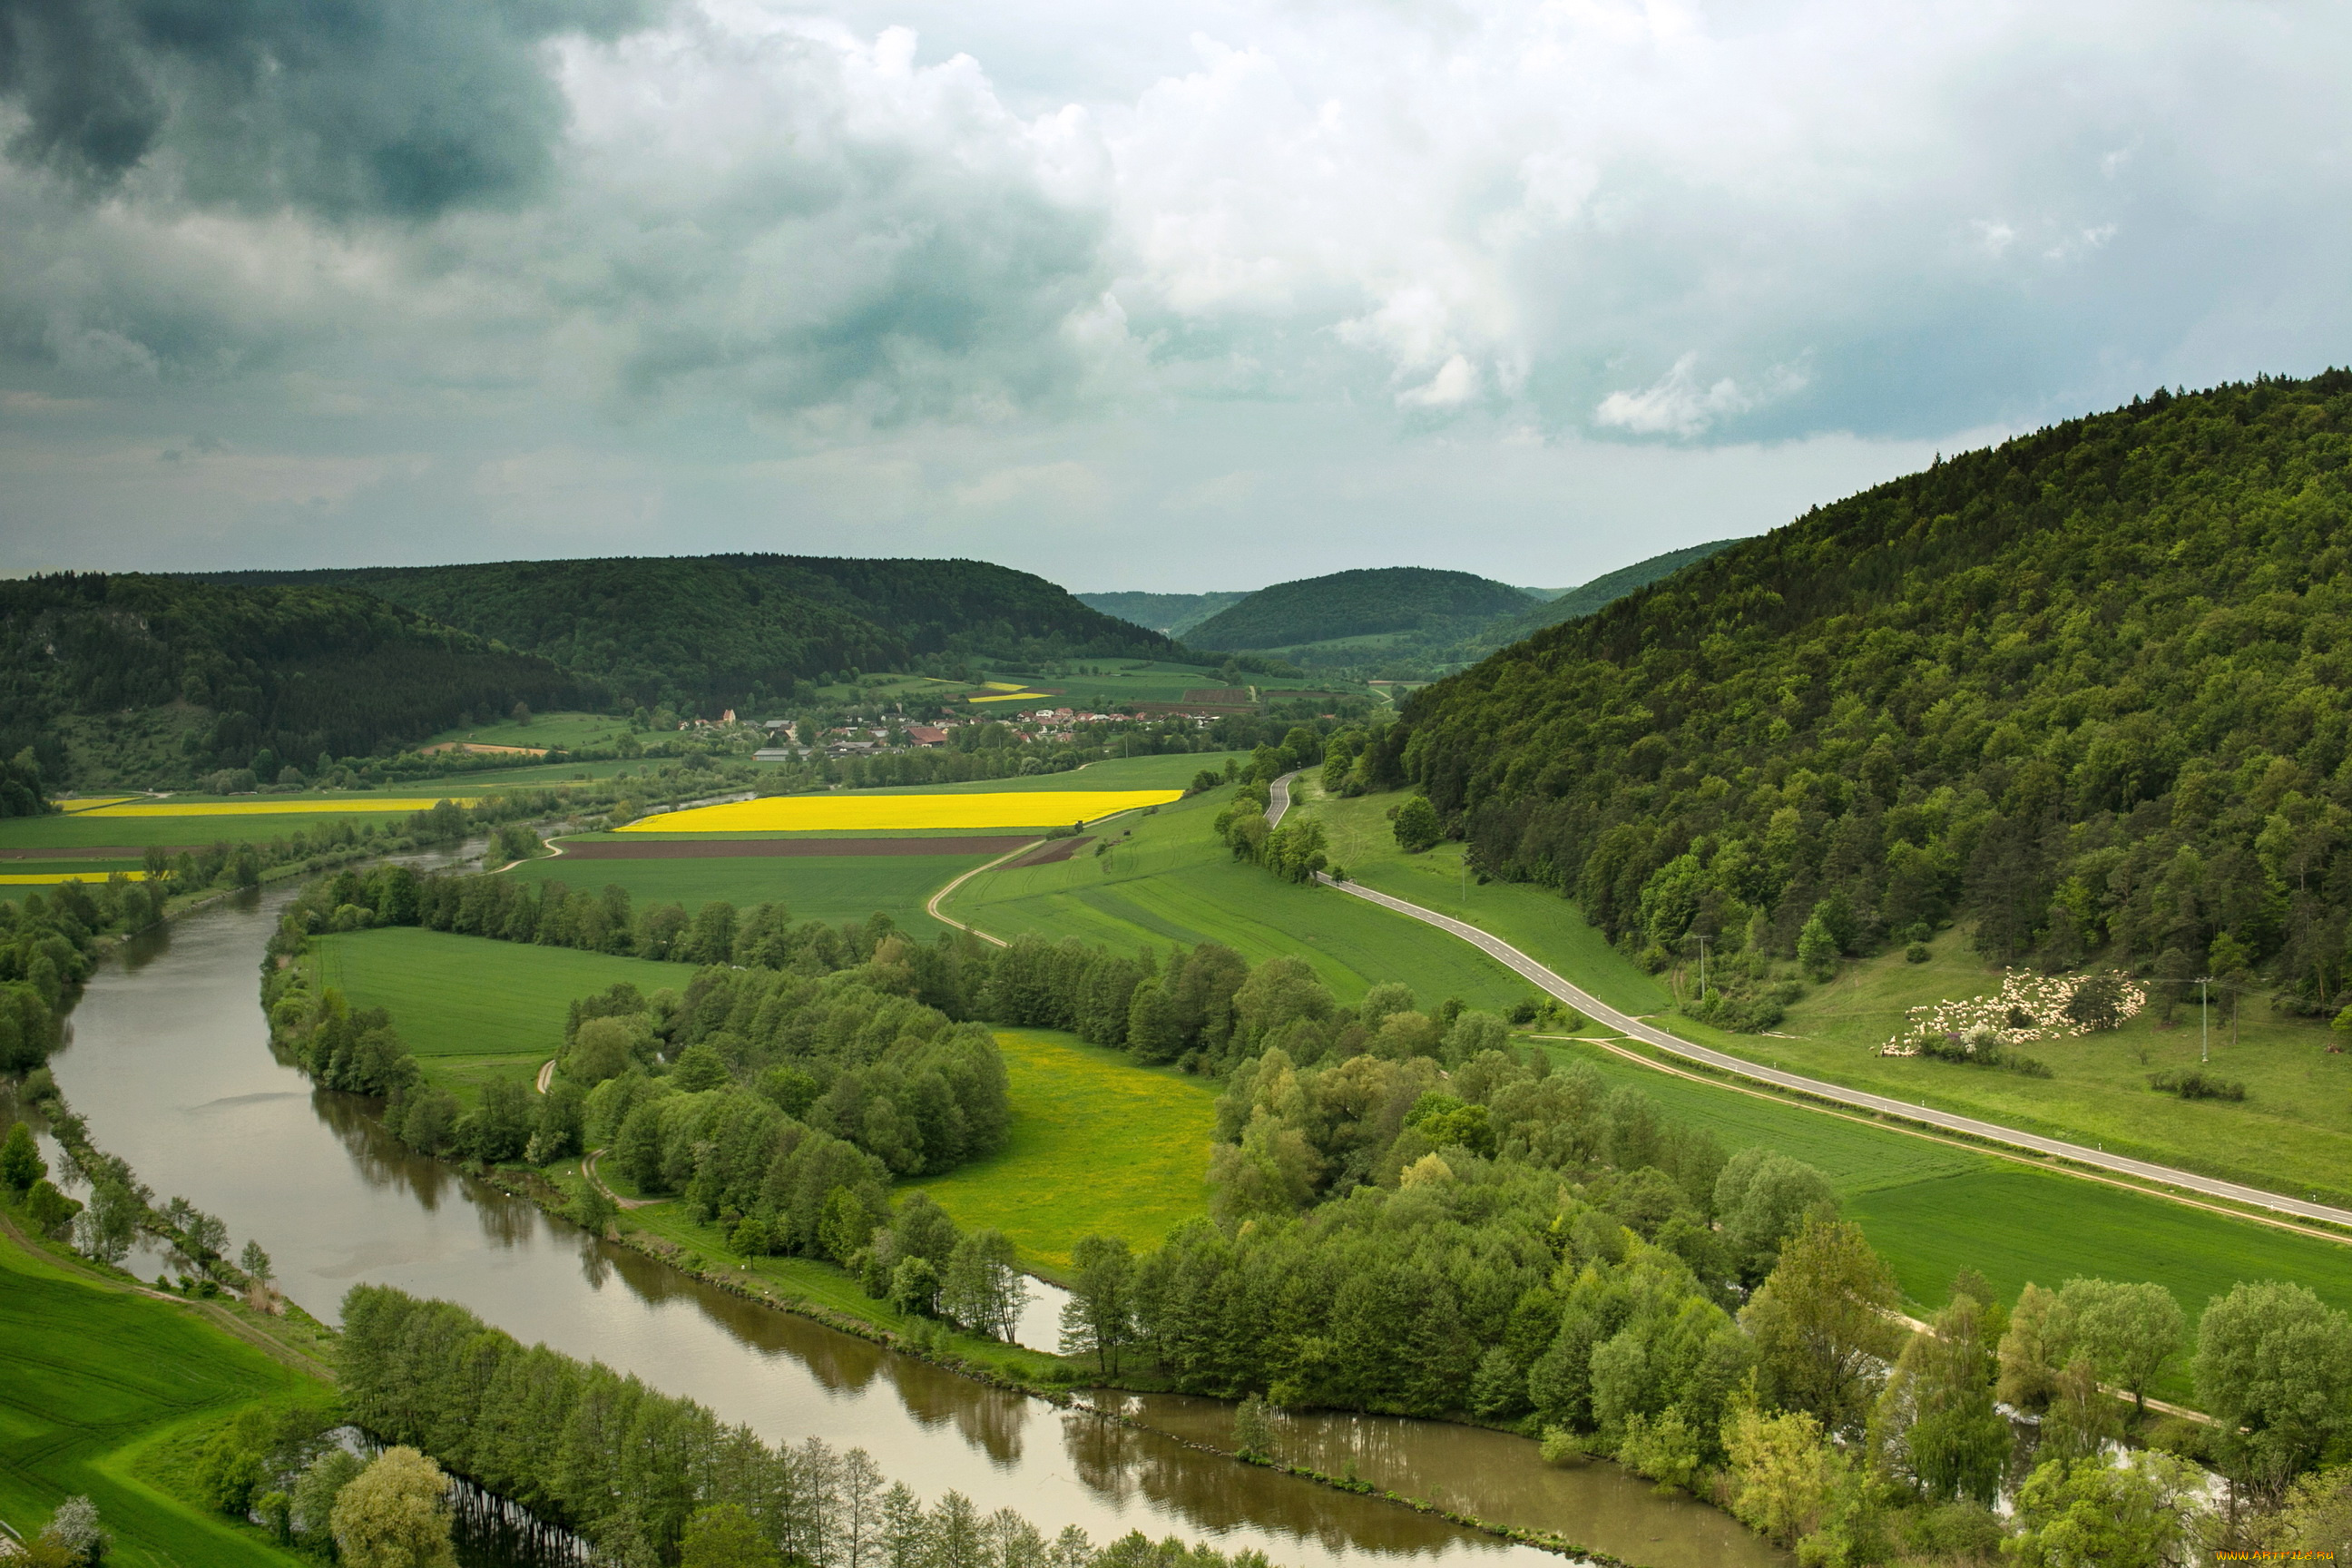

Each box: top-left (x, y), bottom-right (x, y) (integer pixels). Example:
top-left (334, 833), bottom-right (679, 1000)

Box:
top-left (1917, 1030), bottom-right (2053, 1077)
top-left (1904, 943), bottom-right (1930, 964)
top-left (2149, 1068), bottom-right (2245, 1102)
top-left (1679, 992), bottom-right (1786, 1033)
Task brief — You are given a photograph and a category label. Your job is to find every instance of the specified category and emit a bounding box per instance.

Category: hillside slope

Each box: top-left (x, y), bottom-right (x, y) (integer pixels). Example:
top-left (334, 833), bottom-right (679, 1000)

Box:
top-left (1074, 590), bottom-right (1250, 638)
top-left (0, 574), bottom-right (592, 788)
top-left (1188, 566), bottom-right (1534, 650)
top-left (1508, 540), bottom-right (1742, 637)
top-left (1395, 371), bottom-right (2352, 1014)
top-left (218, 555), bottom-right (1179, 710)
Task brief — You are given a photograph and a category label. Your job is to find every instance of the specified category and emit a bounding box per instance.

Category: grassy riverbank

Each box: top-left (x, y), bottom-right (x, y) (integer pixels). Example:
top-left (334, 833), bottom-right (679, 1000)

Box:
top-left (0, 1203), bottom-right (331, 1565)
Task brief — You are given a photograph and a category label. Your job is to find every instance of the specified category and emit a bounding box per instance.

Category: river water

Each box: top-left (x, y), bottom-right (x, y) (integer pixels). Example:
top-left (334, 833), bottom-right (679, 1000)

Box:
top-left (19, 888), bottom-right (1782, 1568)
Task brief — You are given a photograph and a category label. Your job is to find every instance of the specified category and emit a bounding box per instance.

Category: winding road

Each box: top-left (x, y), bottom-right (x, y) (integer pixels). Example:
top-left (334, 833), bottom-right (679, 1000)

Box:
top-left (1318, 871), bottom-right (2352, 1231)
top-left (1266, 769), bottom-right (1301, 828)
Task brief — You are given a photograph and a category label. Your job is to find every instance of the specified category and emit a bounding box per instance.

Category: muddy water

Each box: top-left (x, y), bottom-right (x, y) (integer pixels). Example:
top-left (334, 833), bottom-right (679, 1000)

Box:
top-left (26, 888), bottom-right (1784, 1568)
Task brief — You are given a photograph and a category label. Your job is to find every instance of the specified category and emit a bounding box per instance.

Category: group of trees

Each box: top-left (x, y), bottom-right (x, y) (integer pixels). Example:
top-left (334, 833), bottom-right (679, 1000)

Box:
top-left (340, 1283), bottom-right (1273, 1568)
top-left (1396, 373), bottom-right (2352, 1018)
top-left (0, 882), bottom-right (117, 1072)
top-left (1004, 1016), bottom-right (2352, 1563)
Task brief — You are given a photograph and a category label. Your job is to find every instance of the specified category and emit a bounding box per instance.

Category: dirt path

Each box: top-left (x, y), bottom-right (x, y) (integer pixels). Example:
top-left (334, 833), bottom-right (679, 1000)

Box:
top-left (535, 1057), bottom-right (556, 1094)
top-left (922, 841), bottom-right (1043, 948)
top-left (581, 1148), bottom-right (657, 1210)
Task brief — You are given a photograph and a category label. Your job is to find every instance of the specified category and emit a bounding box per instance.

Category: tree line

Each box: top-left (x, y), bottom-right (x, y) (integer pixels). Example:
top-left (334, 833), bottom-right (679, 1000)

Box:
top-left (1391, 372), bottom-right (2352, 1026)
top-left (0, 880), bottom-right (123, 1073)
top-left (338, 1282), bottom-right (1278, 1568)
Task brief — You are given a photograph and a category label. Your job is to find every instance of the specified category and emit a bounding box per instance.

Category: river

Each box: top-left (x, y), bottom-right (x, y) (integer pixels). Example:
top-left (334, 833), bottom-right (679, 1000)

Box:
top-left (16, 887), bottom-right (1783, 1568)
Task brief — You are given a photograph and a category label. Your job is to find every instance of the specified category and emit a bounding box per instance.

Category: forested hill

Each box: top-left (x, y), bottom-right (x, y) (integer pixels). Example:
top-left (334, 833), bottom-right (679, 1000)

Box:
top-left (213, 555), bottom-right (1180, 709)
top-left (1394, 370), bottom-right (2352, 1012)
top-left (1187, 566), bottom-right (1536, 650)
top-left (1506, 540), bottom-right (1743, 639)
top-left (0, 574), bottom-right (590, 788)
top-left (1073, 589), bottom-right (1251, 638)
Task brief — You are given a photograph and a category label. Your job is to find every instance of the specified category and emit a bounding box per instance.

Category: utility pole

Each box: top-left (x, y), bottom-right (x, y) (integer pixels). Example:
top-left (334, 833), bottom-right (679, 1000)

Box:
top-left (2198, 975), bottom-right (2212, 1063)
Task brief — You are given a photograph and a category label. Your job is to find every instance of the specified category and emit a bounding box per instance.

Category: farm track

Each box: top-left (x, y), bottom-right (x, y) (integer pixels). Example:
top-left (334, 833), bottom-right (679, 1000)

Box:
top-left (1322, 873), bottom-right (2352, 1232)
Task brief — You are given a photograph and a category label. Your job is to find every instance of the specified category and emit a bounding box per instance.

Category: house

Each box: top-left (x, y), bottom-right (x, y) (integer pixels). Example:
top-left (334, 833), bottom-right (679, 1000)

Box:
top-left (905, 725), bottom-right (948, 747)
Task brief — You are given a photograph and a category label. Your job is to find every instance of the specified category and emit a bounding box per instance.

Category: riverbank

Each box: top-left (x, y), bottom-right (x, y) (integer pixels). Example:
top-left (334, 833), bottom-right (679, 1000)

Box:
top-left (18, 832), bottom-right (1788, 1568)
top-left (0, 1191), bottom-right (331, 1565)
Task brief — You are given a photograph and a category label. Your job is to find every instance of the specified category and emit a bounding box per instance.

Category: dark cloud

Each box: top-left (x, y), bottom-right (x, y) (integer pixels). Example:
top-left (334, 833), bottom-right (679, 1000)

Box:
top-left (0, 0), bottom-right (658, 218)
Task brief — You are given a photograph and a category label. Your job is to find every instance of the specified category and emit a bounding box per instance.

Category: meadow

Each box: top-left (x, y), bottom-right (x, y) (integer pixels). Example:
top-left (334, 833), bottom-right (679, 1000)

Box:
top-left (882, 751), bottom-right (1248, 795)
top-left (309, 927), bottom-right (696, 1095)
top-left (1303, 785), bottom-right (2352, 1209)
top-left (622, 789), bottom-right (1184, 834)
top-left (965, 661), bottom-right (1364, 710)
top-left (507, 848), bottom-right (994, 934)
top-left (0, 1220), bottom-right (322, 1566)
top-left (911, 1028), bottom-right (1218, 1275)
top-left (1542, 1034), bottom-right (2352, 1405)
top-left (944, 784), bottom-right (1545, 1012)
top-left (416, 710), bottom-right (633, 752)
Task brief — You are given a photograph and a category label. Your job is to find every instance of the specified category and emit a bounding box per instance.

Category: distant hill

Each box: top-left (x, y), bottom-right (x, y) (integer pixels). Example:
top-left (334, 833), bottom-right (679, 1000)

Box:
top-left (1396, 369), bottom-right (2352, 1006)
top-left (1465, 540), bottom-right (1743, 655)
top-left (1075, 590), bottom-right (1252, 639)
top-left (214, 555), bottom-right (1180, 710)
top-left (1187, 567), bottom-right (1537, 651)
top-left (0, 573), bottom-right (591, 786)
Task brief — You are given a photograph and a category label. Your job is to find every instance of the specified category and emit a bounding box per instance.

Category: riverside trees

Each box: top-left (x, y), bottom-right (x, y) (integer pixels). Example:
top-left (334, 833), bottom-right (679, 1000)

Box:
top-left (338, 1284), bottom-right (1271, 1568)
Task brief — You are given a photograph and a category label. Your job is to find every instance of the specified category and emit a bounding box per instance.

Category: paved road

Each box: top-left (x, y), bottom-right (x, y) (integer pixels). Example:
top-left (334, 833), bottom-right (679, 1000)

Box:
top-left (1266, 769), bottom-right (1301, 828)
top-left (1319, 873), bottom-right (2352, 1230)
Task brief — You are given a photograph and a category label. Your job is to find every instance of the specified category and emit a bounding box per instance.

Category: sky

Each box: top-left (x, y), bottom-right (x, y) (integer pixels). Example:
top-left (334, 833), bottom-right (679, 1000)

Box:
top-left (0, 0), bottom-right (2346, 593)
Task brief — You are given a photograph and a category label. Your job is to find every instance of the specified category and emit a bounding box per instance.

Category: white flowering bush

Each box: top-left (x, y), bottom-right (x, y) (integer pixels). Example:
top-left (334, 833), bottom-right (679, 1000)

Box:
top-left (1882, 970), bottom-right (2145, 1057)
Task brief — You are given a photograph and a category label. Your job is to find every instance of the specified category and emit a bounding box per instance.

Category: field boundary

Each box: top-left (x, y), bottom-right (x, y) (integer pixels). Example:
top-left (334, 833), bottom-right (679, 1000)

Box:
top-left (1322, 873), bottom-right (2352, 1232)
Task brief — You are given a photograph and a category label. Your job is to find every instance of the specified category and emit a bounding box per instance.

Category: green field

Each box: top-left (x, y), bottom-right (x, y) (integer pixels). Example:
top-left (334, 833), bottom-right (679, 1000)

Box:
top-left (1541, 1036), bottom-right (2352, 1405)
top-left (963, 662), bottom-right (1365, 710)
top-left (943, 785), bottom-right (1544, 1012)
top-left (1306, 785), bottom-right (2352, 1210)
top-left (509, 850), bottom-right (991, 934)
top-left (0, 1222), bottom-right (319, 1565)
top-left (309, 928), bottom-right (696, 1093)
top-left (883, 751), bottom-right (1248, 795)
top-left (417, 710), bottom-right (631, 752)
top-left (913, 1029), bottom-right (1218, 1275)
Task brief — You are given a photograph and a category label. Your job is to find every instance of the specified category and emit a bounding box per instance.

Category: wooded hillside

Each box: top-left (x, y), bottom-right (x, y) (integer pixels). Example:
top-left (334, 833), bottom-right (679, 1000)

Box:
top-left (1188, 566), bottom-right (1535, 650)
top-left (1395, 370), bottom-right (2352, 1014)
top-left (0, 574), bottom-right (590, 787)
top-left (216, 555), bottom-right (1181, 710)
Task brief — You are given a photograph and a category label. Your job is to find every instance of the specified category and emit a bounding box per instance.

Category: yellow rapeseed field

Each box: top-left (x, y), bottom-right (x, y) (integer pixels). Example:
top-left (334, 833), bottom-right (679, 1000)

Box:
top-left (619, 789), bottom-right (1183, 833)
top-left (82, 798), bottom-right (477, 817)
top-left (0, 871), bottom-right (152, 885)
top-left (965, 693), bottom-right (1049, 703)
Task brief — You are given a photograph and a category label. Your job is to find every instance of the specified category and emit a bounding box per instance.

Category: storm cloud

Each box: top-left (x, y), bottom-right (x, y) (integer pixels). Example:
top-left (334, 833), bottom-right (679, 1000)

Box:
top-left (0, 0), bottom-right (2346, 585)
top-left (0, 0), bottom-right (653, 216)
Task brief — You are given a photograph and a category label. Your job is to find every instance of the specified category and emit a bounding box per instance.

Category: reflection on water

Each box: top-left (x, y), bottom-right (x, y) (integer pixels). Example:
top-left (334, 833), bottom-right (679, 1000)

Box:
top-left (20, 885), bottom-right (1784, 1568)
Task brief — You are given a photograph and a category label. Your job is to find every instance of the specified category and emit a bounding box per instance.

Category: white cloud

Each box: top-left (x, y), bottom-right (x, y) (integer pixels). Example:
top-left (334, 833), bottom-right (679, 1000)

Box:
top-left (1594, 354), bottom-right (1810, 438)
